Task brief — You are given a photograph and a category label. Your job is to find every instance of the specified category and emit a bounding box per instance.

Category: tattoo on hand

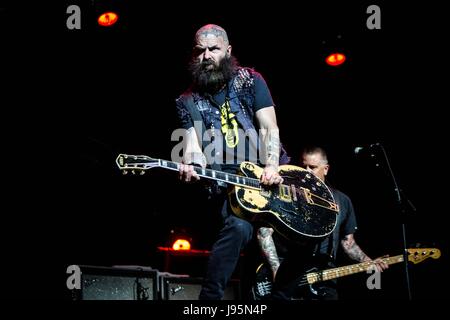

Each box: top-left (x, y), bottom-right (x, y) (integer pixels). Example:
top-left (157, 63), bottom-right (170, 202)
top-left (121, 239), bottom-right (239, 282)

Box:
top-left (183, 152), bottom-right (206, 167)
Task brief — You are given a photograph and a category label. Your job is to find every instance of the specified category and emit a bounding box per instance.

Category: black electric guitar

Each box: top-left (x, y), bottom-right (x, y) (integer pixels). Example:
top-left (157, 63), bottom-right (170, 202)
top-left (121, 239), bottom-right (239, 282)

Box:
top-left (251, 247), bottom-right (441, 300)
top-left (116, 154), bottom-right (339, 242)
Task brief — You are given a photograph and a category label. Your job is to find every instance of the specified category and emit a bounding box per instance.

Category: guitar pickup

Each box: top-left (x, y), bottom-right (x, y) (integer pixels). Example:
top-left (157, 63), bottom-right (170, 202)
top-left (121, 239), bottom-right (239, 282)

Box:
top-left (278, 184), bottom-right (292, 202)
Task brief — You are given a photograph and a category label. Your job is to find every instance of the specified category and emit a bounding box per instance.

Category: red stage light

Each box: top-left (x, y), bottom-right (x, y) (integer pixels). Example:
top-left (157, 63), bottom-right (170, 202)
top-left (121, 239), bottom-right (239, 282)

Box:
top-left (172, 239), bottom-right (191, 251)
top-left (97, 12), bottom-right (119, 27)
top-left (325, 53), bottom-right (346, 66)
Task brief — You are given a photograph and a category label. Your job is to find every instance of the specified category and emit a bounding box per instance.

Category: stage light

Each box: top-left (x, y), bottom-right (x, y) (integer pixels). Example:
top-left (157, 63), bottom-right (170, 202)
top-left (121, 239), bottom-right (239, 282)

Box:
top-left (172, 239), bottom-right (191, 251)
top-left (325, 53), bottom-right (346, 66)
top-left (97, 12), bottom-right (119, 27)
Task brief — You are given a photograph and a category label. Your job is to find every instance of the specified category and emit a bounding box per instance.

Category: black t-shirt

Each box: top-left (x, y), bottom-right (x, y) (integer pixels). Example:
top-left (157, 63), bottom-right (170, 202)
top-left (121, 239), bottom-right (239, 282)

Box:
top-left (177, 70), bottom-right (275, 174)
top-left (208, 72), bottom-right (275, 173)
top-left (209, 72), bottom-right (274, 112)
top-left (317, 188), bottom-right (358, 260)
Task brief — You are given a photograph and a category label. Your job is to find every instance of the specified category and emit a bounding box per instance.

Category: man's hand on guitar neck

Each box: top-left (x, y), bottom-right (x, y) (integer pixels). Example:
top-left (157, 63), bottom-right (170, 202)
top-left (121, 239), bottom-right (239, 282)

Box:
top-left (363, 255), bottom-right (389, 273)
top-left (179, 152), bottom-right (206, 182)
top-left (261, 165), bottom-right (284, 186)
top-left (179, 163), bottom-right (200, 182)
top-left (342, 234), bottom-right (388, 272)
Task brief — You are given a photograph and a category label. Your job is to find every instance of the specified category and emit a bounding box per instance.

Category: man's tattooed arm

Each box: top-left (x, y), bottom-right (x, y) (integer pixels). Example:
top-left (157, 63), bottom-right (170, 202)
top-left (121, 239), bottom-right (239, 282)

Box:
top-left (341, 234), bottom-right (371, 262)
top-left (254, 107), bottom-right (281, 171)
top-left (265, 128), bottom-right (280, 170)
top-left (183, 127), bottom-right (207, 168)
top-left (257, 227), bottom-right (280, 278)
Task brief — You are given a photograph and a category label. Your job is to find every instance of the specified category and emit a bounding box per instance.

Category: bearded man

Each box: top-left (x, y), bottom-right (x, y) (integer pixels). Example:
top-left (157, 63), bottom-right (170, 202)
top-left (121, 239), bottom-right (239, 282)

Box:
top-left (175, 24), bottom-right (288, 300)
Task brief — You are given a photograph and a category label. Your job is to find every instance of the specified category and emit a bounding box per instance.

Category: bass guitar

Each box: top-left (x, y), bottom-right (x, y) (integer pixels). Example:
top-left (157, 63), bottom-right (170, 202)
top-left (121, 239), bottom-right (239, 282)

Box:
top-left (251, 247), bottom-right (441, 299)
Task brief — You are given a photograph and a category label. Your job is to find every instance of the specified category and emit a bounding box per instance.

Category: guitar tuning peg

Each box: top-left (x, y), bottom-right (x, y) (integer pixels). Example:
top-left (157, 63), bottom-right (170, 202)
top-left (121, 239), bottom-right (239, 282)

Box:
top-left (122, 170), bottom-right (128, 175)
top-left (140, 171), bottom-right (145, 175)
top-left (131, 170), bottom-right (136, 175)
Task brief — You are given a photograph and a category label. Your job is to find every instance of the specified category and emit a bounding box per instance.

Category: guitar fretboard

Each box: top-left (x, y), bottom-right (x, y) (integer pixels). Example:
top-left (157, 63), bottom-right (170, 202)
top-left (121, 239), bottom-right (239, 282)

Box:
top-left (158, 159), bottom-right (261, 189)
top-left (306, 255), bottom-right (404, 284)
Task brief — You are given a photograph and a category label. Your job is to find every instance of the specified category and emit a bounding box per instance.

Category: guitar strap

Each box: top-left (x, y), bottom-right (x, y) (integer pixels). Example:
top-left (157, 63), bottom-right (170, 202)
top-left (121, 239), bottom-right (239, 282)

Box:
top-left (312, 217), bottom-right (336, 264)
top-left (185, 95), bottom-right (226, 196)
top-left (185, 94), bottom-right (222, 172)
top-left (186, 94), bottom-right (226, 197)
top-left (326, 231), bottom-right (335, 261)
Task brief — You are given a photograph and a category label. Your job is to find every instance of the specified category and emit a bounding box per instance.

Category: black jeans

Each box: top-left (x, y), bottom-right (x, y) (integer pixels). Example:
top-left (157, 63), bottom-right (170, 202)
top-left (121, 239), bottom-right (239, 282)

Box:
top-left (199, 198), bottom-right (253, 300)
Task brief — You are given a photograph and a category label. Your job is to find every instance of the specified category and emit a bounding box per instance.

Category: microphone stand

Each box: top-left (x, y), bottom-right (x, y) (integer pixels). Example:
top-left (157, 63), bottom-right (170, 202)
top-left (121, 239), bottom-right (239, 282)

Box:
top-left (377, 143), bottom-right (416, 300)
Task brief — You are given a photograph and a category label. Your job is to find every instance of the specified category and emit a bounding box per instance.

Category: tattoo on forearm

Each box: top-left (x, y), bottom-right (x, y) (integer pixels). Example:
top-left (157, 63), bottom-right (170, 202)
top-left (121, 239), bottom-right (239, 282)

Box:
top-left (265, 129), bottom-right (280, 168)
top-left (341, 235), bottom-right (369, 262)
top-left (257, 227), bottom-right (280, 275)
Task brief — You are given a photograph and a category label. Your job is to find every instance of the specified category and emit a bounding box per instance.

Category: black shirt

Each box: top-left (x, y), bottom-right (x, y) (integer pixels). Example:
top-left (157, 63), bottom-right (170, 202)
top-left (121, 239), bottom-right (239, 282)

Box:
top-left (177, 70), bottom-right (275, 173)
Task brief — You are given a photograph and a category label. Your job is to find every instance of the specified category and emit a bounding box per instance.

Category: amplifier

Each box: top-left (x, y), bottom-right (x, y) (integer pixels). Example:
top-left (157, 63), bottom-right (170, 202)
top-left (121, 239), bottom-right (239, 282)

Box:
top-left (161, 276), bottom-right (241, 300)
top-left (74, 265), bottom-right (158, 300)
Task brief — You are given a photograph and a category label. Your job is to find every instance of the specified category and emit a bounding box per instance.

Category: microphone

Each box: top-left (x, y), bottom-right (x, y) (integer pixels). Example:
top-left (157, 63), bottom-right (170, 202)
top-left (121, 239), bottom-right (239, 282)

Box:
top-left (354, 143), bottom-right (380, 155)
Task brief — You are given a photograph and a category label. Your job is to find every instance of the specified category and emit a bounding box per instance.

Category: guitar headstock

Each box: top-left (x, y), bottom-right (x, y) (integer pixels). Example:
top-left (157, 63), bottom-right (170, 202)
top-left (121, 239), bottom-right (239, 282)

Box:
top-left (407, 248), bottom-right (441, 264)
top-left (115, 154), bottom-right (159, 175)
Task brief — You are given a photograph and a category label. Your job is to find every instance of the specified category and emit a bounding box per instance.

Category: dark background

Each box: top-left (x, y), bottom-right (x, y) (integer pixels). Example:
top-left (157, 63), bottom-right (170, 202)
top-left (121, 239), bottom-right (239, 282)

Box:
top-left (1, 1), bottom-right (447, 300)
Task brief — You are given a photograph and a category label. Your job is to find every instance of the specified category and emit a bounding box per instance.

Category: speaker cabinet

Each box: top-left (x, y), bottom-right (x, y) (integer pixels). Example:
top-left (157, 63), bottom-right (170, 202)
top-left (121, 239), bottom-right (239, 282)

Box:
top-left (161, 276), bottom-right (241, 300)
top-left (75, 265), bottom-right (158, 300)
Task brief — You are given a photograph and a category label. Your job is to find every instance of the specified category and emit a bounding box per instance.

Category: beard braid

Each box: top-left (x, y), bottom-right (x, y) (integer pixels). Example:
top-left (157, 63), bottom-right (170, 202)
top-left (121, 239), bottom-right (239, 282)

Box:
top-left (189, 55), bottom-right (239, 94)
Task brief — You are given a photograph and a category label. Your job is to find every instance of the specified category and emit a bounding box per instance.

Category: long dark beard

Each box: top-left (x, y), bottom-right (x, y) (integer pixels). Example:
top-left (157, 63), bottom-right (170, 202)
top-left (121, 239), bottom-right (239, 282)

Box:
top-left (189, 56), bottom-right (238, 94)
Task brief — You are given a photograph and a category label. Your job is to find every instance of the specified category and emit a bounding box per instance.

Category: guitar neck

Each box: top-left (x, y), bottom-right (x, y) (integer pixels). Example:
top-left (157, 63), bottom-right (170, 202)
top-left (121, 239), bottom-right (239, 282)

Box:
top-left (157, 159), bottom-right (261, 189)
top-left (306, 255), bottom-right (404, 284)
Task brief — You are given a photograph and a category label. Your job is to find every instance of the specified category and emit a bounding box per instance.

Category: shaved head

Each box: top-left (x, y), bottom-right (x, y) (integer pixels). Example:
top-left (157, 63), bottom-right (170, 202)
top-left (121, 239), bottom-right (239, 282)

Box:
top-left (195, 24), bottom-right (229, 45)
top-left (190, 24), bottom-right (237, 94)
